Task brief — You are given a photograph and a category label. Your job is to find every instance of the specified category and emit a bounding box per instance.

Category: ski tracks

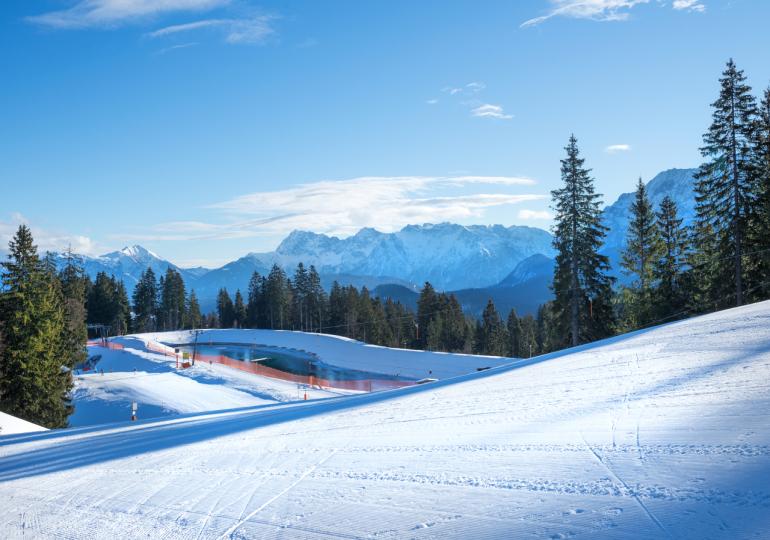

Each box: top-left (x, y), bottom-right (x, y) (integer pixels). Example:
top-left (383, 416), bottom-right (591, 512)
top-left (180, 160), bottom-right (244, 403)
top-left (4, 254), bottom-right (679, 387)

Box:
top-left (215, 448), bottom-right (338, 540)
top-left (580, 433), bottom-right (672, 539)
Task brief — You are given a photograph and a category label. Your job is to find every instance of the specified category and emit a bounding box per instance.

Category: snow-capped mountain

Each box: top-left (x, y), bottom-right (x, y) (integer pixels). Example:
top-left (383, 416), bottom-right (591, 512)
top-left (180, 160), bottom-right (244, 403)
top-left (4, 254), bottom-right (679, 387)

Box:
top-left (263, 223), bottom-right (555, 291)
top-left (38, 167), bottom-right (698, 313)
top-left (52, 245), bottom-right (198, 294)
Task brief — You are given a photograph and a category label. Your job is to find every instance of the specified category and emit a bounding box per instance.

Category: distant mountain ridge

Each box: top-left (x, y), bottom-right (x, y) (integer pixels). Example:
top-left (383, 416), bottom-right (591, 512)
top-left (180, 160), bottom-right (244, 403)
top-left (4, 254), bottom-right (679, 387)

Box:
top-left (45, 167), bottom-right (698, 315)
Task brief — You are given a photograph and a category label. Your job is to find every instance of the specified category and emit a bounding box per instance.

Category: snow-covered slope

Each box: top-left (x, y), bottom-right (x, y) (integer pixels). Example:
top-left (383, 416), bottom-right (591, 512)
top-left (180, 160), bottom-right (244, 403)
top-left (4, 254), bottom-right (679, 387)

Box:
top-left (2, 301), bottom-right (769, 538)
top-left (0, 412), bottom-right (46, 436)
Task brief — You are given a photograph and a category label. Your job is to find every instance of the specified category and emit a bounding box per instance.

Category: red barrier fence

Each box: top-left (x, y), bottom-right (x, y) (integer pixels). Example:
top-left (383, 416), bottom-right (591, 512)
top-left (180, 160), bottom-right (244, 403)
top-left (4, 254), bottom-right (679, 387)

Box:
top-left (92, 338), bottom-right (417, 393)
top-left (192, 351), bottom-right (416, 392)
top-left (87, 339), bottom-right (124, 351)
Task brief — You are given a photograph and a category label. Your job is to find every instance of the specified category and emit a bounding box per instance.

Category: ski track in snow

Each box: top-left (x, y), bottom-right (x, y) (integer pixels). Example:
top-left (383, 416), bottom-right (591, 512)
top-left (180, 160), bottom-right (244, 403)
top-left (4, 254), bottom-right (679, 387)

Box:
top-left (2, 302), bottom-right (770, 538)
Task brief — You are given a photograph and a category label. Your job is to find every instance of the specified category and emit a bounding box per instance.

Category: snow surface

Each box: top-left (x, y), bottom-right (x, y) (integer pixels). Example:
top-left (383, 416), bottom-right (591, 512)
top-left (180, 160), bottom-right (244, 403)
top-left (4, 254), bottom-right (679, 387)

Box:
top-left (0, 412), bottom-right (46, 437)
top-left (69, 340), bottom-right (349, 427)
top-left (2, 301), bottom-right (770, 538)
top-left (130, 329), bottom-right (511, 380)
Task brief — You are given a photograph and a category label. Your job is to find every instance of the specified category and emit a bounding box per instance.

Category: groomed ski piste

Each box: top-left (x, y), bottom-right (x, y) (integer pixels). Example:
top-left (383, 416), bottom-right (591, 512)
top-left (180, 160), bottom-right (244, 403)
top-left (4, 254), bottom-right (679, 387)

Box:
top-left (2, 301), bottom-right (770, 538)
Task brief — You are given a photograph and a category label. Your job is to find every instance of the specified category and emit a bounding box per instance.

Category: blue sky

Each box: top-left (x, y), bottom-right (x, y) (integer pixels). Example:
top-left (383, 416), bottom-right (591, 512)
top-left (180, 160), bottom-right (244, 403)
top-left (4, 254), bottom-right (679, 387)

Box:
top-left (2, 0), bottom-right (769, 267)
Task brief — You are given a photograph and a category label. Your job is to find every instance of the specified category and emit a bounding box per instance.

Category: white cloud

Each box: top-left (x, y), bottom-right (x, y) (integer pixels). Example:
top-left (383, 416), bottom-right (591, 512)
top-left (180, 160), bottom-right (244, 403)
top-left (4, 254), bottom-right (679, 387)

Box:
top-left (465, 82), bottom-right (486, 93)
top-left (672, 0), bottom-right (705, 12)
top-left (521, 0), bottom-right (705, 27)
top-left (148, 16), bottom-right (275, 44)
top-left (471, 104), bottom-right (513, 120)
top-left (124, 176), bottom-right (543, 243)
top-left (521, 0), bottom-right (649, 27)
top-left (426, 99), bottom-right (438, 105)
top-left (0, 213), bottom-right (103, 257)
top-left (28, 0), bottom-right (228, 29)
top-left (605, 143), bottom-right (631, 153)
top-left (518, 209), bottom-right (553, 220)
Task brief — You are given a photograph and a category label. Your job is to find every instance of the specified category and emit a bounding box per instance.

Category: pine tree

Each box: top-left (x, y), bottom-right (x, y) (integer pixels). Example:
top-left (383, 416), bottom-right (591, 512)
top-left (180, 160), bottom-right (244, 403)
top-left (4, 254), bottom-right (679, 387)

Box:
top-left (58, 248), bottom-right (88, 369)
top-left (749, 87), bottom-right (770, 299)
top-left (264, 265), bottom-right (290, 329)
top-left (216, 288), bottom-right (235, 328)
top-left (307, 265), bottom-right (326, 332)
top-left (233, 290), bottom-right (247, 329)
top-left (551, 135), bottom-right (615, 347)
top-left (621, 177), bottom-right (663, 327)
top-left (654, 196), bottom-right (689, 320)
top-left (0, 226), bottom-right (72, 428)
top-left (328, 281), bottom-right (346, 334)
top-left (519, 315), bottom-right (538, 358)
top-left (506, 309), bottom-right (521, 357)
top-left (475, 299), bottom-right (508, 356)
top-left (694, 59), bottom-right (759, 307)
top-left (416, 282), bottom-right (440, 348)
top-left (159, 268), bottom-right (186, 330)
top-left (132, 267), bottom-right (158, 332)
top-left (113, 279), bottom-right (132, 334)
top-left (185, 290), bottom-right (202, 329)
top-left (246, 271), bottom-right (263, 328)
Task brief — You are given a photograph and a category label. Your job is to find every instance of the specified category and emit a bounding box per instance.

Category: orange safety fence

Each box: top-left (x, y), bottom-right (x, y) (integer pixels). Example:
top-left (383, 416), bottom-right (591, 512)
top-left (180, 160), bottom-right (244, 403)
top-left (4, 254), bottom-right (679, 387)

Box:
top-left (190, 351), bottom-right (416, 392)
top-left (87, 339), bottom-right (125, 351)
top-left (90, 338), bottom-right (417, 393)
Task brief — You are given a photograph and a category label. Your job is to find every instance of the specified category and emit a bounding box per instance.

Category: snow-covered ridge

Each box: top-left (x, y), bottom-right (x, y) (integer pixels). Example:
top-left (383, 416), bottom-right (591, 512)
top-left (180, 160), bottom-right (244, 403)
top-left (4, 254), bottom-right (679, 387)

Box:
top-left (46, 168), bottom-right (698, 307)
top-left (2, 299), bottom-right (769, 537)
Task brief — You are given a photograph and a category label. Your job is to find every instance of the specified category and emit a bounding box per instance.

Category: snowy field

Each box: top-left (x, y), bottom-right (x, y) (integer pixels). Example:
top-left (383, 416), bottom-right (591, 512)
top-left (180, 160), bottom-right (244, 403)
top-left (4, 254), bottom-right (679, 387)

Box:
top-left (69, 341), bottom-right (345, 427)
top-left (1, 301), bottom-right (770, 538)
top-left (68, 330), bottom-right (510, 427)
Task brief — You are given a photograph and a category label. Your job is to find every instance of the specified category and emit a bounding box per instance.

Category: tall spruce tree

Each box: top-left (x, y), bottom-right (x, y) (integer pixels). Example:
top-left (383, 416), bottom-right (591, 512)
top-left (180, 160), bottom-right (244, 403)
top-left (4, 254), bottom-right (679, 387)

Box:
top-left (233, 290), bottom-right (247, 329)
top-left (58, 249), bottom-right (88, 369)
top-left (506, 309), bottom-right (521, 357)
top-left (246, 271), bottom-right (263, 328)
top-left (185, 290), bottom-right (202, 329)
top-left (159, 268), bottom-right (186, 331)
top-left (621, 178), bottom-right (663, 327)
top-left (654, 196), bottom-right (690, 320)
top-left (264, 265), bottom-right (290, 329)
top-left (132, 267), bottom-right (158, 332)
top-left (750, 87), bottom-right (770, 299)
top-left (216, 288), bottom-right (235, 328)
top-left (0, 226), bottom-right (73, 428)
top-left (694, 59), bottom-right (759, 307)
top-left (475, 299), bottom-right (508, 356)
top-left (551, 135), bottom-right (615, 347)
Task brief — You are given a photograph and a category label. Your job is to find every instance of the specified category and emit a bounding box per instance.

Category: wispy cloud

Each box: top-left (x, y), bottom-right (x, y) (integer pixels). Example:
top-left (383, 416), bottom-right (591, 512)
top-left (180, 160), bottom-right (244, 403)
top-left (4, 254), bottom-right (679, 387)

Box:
top-left (605, 143), bottom-right (631, 153)
top-left (27, 0), bottom-right (228, 29)
top-left (426, 99), bottom-right (438, 105)
top-left (518, 209), bottom-right (552, 220)
top-left (155, 41), bottom-right (198, 54)
top-left (0, 213), bottom-right (102, 256)
top-left (521, 0), bottom-right (649, 27)
top-left (122, 176), bottom-right (544, 244)
top-left (148, 15), bottom-right (275, 43)
top-left (471, 104), bottom-right (513, 120)
top-left (442, 81), bottom-right (486, 97)
top-left (672, 0), bottom-right (705, 12)
top-left (521, 0), bottom-right (705, 27)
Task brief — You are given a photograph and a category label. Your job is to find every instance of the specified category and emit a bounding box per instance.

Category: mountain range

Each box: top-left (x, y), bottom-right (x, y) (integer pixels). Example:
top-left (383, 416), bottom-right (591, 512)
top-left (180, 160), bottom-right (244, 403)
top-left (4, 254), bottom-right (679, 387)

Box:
top-left (48, 167), bottom-right (697, 315)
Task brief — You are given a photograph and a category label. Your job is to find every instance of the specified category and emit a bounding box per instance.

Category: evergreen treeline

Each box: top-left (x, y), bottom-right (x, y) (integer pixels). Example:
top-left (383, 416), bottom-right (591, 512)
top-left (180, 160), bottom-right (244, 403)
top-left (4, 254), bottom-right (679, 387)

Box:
top-left (0, 227), bottom-right (87, 428)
